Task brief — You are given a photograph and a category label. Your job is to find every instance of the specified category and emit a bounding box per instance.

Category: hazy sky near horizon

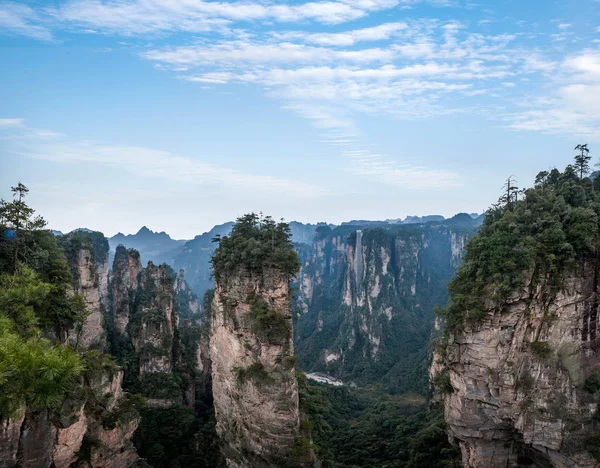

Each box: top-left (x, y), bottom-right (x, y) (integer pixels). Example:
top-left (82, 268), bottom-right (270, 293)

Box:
top-left (1, 0), bottom-right (599, 238)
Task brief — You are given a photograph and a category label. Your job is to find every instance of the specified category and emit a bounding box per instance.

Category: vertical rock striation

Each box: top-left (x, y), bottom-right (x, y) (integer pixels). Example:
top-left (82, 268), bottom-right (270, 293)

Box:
top-left (435, 266), bottom-right (600, 468)
top-left (0, 232), bottom-right (145, 468)
top-left (209, 214), bottom-right (315, 467)
top-left (211, 267), bottom-right (305, 467)
top-left (432, 169), bottom-right (600, 468)
top-left (295, 223), bottom-right (475, 392)
top-left (60, 231), bottom-right (111, 350)
top-left (110, 246), bottom-right (142, 342)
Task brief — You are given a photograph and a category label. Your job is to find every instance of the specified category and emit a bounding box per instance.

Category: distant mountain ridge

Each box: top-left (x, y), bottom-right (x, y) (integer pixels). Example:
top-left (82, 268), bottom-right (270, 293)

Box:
top-left (108, 226), bottom-right (188, 265)
top-left (58, 213), bottom-right (484, 300)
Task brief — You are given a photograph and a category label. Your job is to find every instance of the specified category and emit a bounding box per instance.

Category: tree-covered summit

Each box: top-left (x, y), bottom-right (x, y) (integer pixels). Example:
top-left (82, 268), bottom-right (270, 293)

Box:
top-left (211, 213), bottom-right (300, 280)
top-left (442, 147), bottom-right (599, 330)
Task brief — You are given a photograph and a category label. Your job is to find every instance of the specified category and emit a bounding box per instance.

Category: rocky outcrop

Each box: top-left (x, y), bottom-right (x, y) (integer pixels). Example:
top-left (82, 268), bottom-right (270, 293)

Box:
top-left (434, 264), bottom-right (600, 467)
top-left (211, 266), bottom-right (311, 467)
top-left (125, 261), bottom-right (181, 407)
top-left (0, 369), bottom-right (144, 468)
top-left (295, 225), bottom-right (474, 392)
top-left (110, 246), bottom-right (142, 341)
top-left (109, 246), bottom-right (183, 406)
top-left (62, 233), bottom-right (111, 351)
top-left (0, 233), bottom-right (146, 468)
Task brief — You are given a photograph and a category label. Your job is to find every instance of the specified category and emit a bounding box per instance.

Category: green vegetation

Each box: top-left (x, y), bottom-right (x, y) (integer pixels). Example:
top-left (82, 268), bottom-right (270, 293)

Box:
top-left (441, 154), bottom-right (600, 330)
top-left (233, 362), bottom-right (274, 385)
top-left (248, 295), bottom-right (290, 344)
top-left (140, 373), bottom-right (182, 399)
top-left (584, 373), bottom-right (600, 393)
top-left (432, 370), bottom-right (453, 394)
top-left (0, 316), bottom-right (83, 417)
top-left (58, 229), bottom-right (110, 282)
top-left (298, 376), bottom-right (460, 468)
top-left (295, 224), bottom-right (470, 394)
top-left (0, 183), bottom-right (85, 417)
top-left (530, 341), bottom-right (553, 358)
top-left (133, 403), bottom-right (225, 468)
top-left (211, 213), bottom-right (300, 280)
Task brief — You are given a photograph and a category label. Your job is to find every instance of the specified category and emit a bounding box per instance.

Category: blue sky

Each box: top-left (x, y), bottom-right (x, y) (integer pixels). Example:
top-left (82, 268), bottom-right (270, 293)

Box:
top-left (1, 0), bottom-right (599, 238)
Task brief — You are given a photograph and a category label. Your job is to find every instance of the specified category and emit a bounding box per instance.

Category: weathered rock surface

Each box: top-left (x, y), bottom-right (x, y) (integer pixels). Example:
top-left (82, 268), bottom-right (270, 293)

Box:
top-left (71, 245), bottom-right (109, 350)
top-left (111, 247), bottom-right (142, 340)
top-left (0, 370), bottom-right (143, 468)
top-left (295, 226), bottom-right (472, 391)
top-left (435, 264), bottom-right (600, 467)
top-left (211, 266), bottom-right (310, 467)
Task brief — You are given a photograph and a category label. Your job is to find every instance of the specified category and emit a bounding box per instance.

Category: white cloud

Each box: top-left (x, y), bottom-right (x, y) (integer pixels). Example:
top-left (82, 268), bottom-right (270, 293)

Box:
top-left (273, 22), bottom-right (407, 46)
top-left (347, 150), bottom-right (462, 189)
top-left (18, 135), bottom-right (326, 197)
top-left (0, 118), bottom-right (25, 127)
top-left (45, 0), bottom-right (400, 36)
top-left (506, 51), bottom-right (600, 140)
top-left (0, 4), bottom-right (52, 40)
top-left (144, 41), bottom-right (393, 66)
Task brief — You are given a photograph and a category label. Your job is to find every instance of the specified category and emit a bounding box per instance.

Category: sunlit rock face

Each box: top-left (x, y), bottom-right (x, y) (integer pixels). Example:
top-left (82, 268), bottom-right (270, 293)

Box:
top-left (210, 266), bottom-right (313, 467)
top-left (434, 263), bottom-right (600, 468)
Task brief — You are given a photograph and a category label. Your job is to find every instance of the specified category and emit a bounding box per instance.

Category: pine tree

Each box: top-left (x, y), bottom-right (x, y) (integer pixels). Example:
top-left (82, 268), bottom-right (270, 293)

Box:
top-left (574, 144), bottom-right (591, 179)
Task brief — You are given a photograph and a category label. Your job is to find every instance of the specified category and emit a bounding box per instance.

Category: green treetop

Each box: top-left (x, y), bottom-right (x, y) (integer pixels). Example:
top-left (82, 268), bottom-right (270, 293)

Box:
top-left (442, 150), bottom-right (599, 331)
top-left (211, 213), bottom-right (300, 281)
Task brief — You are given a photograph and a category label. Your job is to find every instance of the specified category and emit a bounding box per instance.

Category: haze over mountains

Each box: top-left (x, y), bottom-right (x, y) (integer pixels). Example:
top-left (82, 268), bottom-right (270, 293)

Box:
top-left (94, 213), bottom-right (484, 299)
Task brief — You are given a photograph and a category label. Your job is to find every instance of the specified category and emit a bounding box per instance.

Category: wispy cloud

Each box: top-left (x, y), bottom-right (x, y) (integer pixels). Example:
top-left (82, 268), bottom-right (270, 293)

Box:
top-left (45, 0), bottom-right (402, 35)
top-left (272, 22), bottom-right (408, 46)
top-left (0, 118), bottom-right (25, 127)
top-left (0, 3), bottom-right (53, 40)
top-left (506, 51), bottom-right (600, 140)
top-left (9, 127), bottom-right (327, 197)
top-left (144, 41), bottom-right (393, 66)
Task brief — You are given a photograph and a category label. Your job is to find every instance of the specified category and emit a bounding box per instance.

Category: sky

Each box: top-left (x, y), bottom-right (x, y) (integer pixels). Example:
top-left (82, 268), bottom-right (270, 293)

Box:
top-left (1, 0), bottom-right (599, 239)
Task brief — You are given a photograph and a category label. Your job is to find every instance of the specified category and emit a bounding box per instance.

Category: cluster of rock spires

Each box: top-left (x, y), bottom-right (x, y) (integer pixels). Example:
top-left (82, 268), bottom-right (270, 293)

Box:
top-left (10, 209), bottom-right (598, 468)
top-left (0, 234), bottom-right (146, 468)
top-left (0, 232), bottom-right (202, 467)
top-left (0, 227), bottom-right (312, 468)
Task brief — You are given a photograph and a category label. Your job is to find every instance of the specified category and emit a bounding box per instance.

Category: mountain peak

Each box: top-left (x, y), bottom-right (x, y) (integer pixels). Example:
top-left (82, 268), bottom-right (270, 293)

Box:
top-left (137, 226), bottom-right (153, 235)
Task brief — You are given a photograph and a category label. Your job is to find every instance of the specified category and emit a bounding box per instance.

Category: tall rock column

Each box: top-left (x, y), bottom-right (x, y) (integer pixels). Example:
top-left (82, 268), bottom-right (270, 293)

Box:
top-left (61, 231), bottom-right (111, 350)
top-left (211, 267), bottom-right (303, 467)
top-left (210, 214), bottom-right (314, 467)
top-left (110, 246), bottom-right (142, 342)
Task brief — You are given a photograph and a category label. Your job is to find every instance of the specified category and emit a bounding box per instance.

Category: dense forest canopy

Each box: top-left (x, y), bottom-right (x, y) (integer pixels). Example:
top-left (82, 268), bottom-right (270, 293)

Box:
top-left (211, 212), bottom-right (300, 280)
top-left (442, 148), bottom-right (598, 330)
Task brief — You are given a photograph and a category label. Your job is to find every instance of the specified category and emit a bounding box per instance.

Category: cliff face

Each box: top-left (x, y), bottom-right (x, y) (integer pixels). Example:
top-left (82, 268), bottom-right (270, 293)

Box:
top-left (295, 224), bottom-right (473, 392)
top-left (109, 246), bottom-right (183, 406)
top-left (131, 262), bottom-right (177, 376)
top-left (436, 264), bottom-right (600, 468)
top-left (0, 233), bottom-right (144, 468)
top-left (67, 235), bottom-right (111, 350)
top-left (110, 248), bottom-right (142, 342)
top-left (211, 266), bottom-right (308, 467)
top-left (0, 369), bottom-right (143, 468)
